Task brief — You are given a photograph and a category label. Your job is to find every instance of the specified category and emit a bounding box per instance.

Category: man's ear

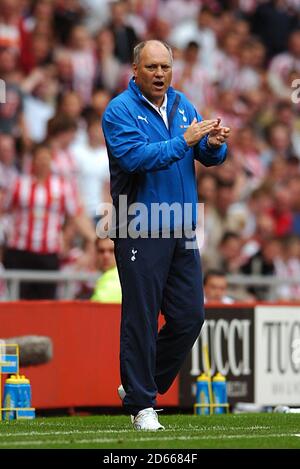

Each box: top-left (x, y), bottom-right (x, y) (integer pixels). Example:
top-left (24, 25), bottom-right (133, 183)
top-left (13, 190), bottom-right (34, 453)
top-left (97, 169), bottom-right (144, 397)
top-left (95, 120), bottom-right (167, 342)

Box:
top-left (133, 63), bottom-right (138, 79)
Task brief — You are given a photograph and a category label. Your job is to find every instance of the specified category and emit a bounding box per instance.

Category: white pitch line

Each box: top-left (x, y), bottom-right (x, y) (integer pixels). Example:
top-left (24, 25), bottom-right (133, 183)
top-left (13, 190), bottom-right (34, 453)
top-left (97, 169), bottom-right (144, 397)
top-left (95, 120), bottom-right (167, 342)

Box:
top-left (0, 433), bottom-right (297, 447)
top-left (0, 425), bottom-right (272, 438)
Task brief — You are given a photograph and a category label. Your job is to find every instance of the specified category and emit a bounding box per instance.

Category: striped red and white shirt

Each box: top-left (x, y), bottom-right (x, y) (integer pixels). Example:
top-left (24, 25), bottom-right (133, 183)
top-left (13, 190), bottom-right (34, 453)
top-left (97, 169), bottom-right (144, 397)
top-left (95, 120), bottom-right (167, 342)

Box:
top-left (51, 148), bottom-right (78, 180)
top-left (5, 174), bottom-right (81, 254)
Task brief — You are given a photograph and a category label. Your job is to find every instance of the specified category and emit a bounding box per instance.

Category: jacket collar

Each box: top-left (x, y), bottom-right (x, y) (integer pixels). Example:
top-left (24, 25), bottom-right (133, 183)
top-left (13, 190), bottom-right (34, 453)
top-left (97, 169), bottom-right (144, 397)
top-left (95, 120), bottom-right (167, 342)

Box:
top-left (128, 77), bottom-right (177, 113)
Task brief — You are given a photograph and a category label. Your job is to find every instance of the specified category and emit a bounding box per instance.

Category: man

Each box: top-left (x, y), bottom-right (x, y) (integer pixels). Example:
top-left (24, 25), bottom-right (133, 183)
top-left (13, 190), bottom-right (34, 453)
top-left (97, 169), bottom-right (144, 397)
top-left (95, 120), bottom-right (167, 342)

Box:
top-left (203, 269), bottom-right (234, 304)
top-left (240, 237), bottom-right (281, 300)
top-left (102, 40), bottom-right (230, 430)
top-left (108, 0), bottom-right (139, 64)
top-left (72, 113), bottom-right (110, 225)
top-left (2, 143), bottom-right (95, 299)
top-left (91, 237), bottom-right (122, 303)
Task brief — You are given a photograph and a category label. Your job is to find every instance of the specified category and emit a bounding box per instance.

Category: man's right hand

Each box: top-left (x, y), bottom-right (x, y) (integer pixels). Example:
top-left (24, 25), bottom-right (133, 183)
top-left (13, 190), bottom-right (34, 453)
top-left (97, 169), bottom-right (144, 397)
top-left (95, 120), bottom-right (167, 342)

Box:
top-left (184, 118), bottom-right (220, 147)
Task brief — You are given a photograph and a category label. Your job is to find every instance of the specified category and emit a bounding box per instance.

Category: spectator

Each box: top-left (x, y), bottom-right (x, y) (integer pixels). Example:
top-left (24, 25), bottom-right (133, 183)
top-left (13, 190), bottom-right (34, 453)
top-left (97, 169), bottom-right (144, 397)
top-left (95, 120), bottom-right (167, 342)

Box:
top-left (267, 184), bottom-right (293, 237)
top-left (234, 39), bottom-right (265, 93)
top-left (264, 156), bottom-right (289, 187)
top-left (251, 1), bottom-right (299, 59)
top-left (146, 17), bottom-right (171, 44)
top-left (21, 29), bottom-right (53, 75)
top-left (0, 0), bottom-right (28, 54)
top-left (2, 143), bottom-right (95, 299)
top-left (0, 133), bottom-right (18, 248)
top-left (236, 185), bottom-right (274, 240)
top-left (83, 88), bottom-right (112, 121)
top-left (214, 31), bottom-right (241, 90)
top-left (72, 113), bottom-right (110, 223)
top-left (0, 133), bottom-right (18, 187)
top-left (275, 235), bottom-right (300, 300)
top-left (57, 91), bottom-right (86, 145)
top-left (53, 48), bottom-right (74, 95)
top-left (24, 0), bottom-right (55, 37)
top-left (241, 236), bottom-right (281, 300)
top-left (46, 113), bottom-right (78, 182)
top-left (213, 89), bottom-right (247, 131)
top-left (218, 231), bottom-right (254, 301)
top-left (231, 125), bottom-right (267, 197)
top-left (203, 269), bottom-right (234, 304)
top-left (197, 173), bottom-right (217, 207)
top-left (79, 0), bottom-right (111, 34)
top-left (172, 41), bottom-right (215, 113)
top-left (254, 211), bottom-right (277, 245)
top-left (264, 122), bottom-right (293, 165)
top-left (218, 231), bottom-right (245, 274)
top-left (67, 24), bottom-right (96, 104)
top-left (58, 217), bottom-right (94, 299)
top-left (94, 28), bottom-right (122, 94)
top-left (22, 68), bottom-right (57, 143)
top-left (268, 29), bottom-right (300, 99)
top-left (168, 6), bottom-right (218, 79)
top-left (108, 0), bottom-right (139, 64)
top-left (125, 0), bottom-right (148, 39)
top-left (201, 178), bottom-right (239, 271)
top-left (159, 0), bottom-right (200, 28)
top-left (0, 46), bottom-right (29, 146)
top-left (91, 237), bottom-right (121, 303)
top-left (53, 0), bottom-right (85, 44)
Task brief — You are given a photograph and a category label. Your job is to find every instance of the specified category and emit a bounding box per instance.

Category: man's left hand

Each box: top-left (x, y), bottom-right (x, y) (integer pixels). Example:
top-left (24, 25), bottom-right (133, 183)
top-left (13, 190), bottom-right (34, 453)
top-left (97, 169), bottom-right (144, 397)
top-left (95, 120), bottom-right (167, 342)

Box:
top-left (207, 121), bottom-right (231, 148)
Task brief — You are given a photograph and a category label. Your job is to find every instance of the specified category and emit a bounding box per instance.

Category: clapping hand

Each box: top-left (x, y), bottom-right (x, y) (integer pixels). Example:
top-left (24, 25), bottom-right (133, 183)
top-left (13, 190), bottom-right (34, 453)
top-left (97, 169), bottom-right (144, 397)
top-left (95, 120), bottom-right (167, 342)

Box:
top-left (184, 118), bottom-right (220, 147)
top-left (207, 118), bottom-right (231, 148)
top-left (184, 117), bottom-right (230, 147)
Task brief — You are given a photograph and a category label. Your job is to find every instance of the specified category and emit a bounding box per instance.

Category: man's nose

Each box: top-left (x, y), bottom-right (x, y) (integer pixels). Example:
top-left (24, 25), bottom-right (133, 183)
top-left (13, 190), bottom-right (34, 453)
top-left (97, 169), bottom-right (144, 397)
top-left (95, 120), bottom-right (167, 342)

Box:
top-left (154, 66), bottom-right (164, 77)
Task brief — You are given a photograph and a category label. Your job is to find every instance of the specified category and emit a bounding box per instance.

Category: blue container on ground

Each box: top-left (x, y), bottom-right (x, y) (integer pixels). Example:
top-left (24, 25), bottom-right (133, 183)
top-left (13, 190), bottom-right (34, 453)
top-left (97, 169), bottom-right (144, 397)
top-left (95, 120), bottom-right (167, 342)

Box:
top-left (195, 373), bottom-right (210, 415)
top-left (2, 375), bottom-right (32, 420)
top-left (18, 375), bottom-right (31, 408)
top-left (2, 377), bottom-right (18, 420)
top-left (212, 373), bottom-right (228, 414)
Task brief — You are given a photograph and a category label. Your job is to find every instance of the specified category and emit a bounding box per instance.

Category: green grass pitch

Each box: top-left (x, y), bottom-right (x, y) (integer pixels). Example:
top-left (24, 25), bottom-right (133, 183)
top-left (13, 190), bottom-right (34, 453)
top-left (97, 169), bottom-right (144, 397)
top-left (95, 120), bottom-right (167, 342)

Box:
top-left (0, 413), bottom-right (300, 449)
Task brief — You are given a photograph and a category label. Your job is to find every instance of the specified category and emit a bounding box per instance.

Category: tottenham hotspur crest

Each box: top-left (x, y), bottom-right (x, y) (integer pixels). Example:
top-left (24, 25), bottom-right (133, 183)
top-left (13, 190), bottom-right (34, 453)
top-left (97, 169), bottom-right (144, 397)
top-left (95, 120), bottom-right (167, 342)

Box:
top-left (179, 108), bottom-right (187, 122)
top-left (131, 248), bottom-right (137, 261)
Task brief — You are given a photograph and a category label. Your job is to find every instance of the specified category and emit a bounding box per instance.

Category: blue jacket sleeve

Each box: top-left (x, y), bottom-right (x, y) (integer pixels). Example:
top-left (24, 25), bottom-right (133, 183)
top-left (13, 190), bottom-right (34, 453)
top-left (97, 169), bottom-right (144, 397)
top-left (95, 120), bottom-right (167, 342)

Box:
top-left (193, 111), bottom-right (227, 167)
top-left (102, 104), bottom-right (189, 174)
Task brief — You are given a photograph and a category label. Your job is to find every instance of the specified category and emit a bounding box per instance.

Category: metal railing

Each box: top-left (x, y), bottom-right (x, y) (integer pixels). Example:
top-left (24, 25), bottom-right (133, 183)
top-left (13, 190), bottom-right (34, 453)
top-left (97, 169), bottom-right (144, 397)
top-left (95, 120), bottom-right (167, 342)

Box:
top-left (227, 274), bottom-right (300, 301)
top-left (0, 270), bottom-right (100, 300)
top-left (0, 270), bottom-right (299, 300)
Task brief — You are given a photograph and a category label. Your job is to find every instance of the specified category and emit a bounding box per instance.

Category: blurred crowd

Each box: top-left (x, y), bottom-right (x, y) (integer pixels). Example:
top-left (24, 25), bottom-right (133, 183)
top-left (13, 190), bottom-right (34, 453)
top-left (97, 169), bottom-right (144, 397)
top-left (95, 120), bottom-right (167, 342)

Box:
top-left (0, 0), bottom-right (300, 302)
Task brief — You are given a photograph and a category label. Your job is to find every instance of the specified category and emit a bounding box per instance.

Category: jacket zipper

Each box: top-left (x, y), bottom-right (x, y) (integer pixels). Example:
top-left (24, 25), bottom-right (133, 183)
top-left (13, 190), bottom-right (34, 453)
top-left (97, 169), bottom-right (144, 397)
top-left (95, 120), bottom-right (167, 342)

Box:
top-left (142, 98), bottom-right (186, 221)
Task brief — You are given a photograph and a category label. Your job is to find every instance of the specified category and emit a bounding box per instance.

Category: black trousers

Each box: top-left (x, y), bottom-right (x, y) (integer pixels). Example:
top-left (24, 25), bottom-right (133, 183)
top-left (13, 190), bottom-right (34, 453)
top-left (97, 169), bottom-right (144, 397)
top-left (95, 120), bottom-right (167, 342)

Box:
top-left (3, 248), bottom-right (60, 300)
top-left (114, 234), bottom-right (204, 416)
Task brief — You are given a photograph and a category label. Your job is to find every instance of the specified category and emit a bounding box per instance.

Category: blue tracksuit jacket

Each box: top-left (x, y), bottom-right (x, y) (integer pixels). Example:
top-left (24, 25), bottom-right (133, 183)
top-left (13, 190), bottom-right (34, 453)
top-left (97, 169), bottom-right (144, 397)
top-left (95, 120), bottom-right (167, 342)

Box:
top-left (102, 78), bottom-right (227, 232)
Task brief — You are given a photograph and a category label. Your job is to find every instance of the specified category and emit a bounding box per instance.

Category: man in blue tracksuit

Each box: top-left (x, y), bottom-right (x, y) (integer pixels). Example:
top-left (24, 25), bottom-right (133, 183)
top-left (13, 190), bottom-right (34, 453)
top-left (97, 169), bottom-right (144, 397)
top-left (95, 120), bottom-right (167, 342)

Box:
top-left (102, 40), bottom-right (230, 430)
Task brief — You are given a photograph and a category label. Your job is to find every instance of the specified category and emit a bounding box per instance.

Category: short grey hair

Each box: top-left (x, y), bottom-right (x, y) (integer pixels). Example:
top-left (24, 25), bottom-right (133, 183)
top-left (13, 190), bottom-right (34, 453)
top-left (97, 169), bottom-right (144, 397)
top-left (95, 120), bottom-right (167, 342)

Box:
top-left (133, 40), bottom-right (173, 65)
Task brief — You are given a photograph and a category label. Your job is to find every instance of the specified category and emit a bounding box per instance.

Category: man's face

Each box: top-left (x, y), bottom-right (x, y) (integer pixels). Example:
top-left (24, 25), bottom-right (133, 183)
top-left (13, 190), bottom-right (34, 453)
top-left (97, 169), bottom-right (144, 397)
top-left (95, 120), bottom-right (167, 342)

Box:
top-left (32, 148), bottom-right (52, 178)
top-left (96, 238), bottom-right (116, 272)
top-left (205, 276), bottom-right (227, 302)
top-left (0, 135), bottom-right (15, 165)
top-left (133, 42), bottom-right (172, 107)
